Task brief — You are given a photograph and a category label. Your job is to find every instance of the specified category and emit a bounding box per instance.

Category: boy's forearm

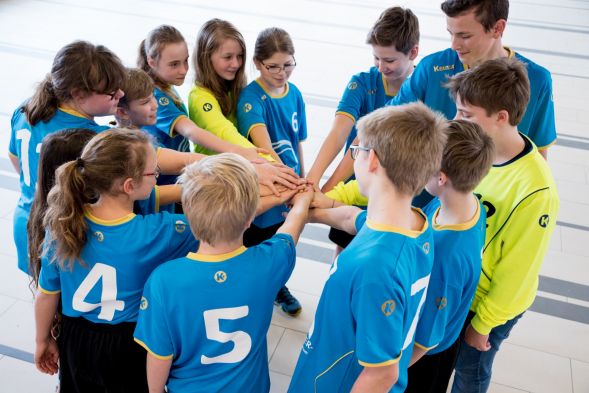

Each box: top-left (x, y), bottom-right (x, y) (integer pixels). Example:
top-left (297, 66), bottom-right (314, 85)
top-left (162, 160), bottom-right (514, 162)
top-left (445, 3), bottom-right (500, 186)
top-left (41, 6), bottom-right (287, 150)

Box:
top-left (309, 206), bottom-right (361, 235)
top-left (147, 354), bottom-right (172, 393)
top-left (351, 365), bottom-right (398, 393)
top-left (322, 149), bottom-right (354, 193)
top-left (277, 197), bottom-right (311, 244)
top-left (409, 345), bottom-right (428, 366)
top-left (158, 148), bottom-right (205, 175)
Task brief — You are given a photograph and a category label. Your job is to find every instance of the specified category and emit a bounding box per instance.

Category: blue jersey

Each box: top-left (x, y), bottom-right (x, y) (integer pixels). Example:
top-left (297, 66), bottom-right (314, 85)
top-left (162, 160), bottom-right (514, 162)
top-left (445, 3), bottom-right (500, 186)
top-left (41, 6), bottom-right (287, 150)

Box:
top-left (389, 47), bottom-right (556, 149)
top-left (237, 80), bottom-right (307, 228)
top-left (337, 67), bottom-right (395, 150)
top-left (414, 198), bottom-right (485, 354)
top-left (9, 105), bottom-right (108, 273)
top-left (38, 212), bottom-right (197, 324)
top-left (134, 234), bottom-right (296, 393)
top-left (289, 210), bottom-right (434, 393)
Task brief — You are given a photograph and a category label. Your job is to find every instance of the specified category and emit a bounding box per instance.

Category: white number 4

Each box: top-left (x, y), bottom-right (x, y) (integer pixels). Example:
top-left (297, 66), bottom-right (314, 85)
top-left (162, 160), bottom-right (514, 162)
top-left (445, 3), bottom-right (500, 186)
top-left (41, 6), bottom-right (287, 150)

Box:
top-left (201, 306), bottom-right (252, 365)
top-left (72, 263), bottom-right (125, 321)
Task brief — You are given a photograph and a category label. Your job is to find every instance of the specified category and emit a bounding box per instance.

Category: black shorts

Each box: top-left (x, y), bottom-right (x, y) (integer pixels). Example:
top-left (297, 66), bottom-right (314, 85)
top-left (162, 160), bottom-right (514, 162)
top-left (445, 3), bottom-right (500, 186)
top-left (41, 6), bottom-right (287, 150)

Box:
top-left (243, 222), bottom-right (284, 247)
top-left (328, 227), bottom-right (356, 249)
top-left (59, 315), bottom-right (148, 393)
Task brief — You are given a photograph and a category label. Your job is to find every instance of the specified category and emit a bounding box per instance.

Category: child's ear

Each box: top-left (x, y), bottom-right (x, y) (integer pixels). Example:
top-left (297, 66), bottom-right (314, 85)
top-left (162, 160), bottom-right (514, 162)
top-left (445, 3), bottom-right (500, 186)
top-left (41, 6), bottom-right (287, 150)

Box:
top-left (367, 149), bottom-right (380, 173)
top-left (115, 106), bottom-right (130, 121)
top-left (253, 59), bottom-right (262, 72)
top-left (492, 19), bottom-right (507, 38)
top-left (122, 177), bottom-right (137, 196)
top-left (70, 88), bottom-right (87, 103)
top-left (147, 56), bottom-right (157, 70)
top-left (438, 171), bottom-right (448, 187)
top-left (496, 109), bottom-right (510, 125)
top-left (409, 45), bottom-right (419, 61)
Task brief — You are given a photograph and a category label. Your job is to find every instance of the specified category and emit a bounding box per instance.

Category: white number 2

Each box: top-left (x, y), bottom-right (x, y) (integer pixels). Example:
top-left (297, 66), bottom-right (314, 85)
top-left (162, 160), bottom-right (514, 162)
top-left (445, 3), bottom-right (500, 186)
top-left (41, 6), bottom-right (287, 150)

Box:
top-left (402, 274), bottom-right (430, 350)
top-left (201, 306), bottom-right (252, 365)
top-left (72, 263), bottom-right (125, 321)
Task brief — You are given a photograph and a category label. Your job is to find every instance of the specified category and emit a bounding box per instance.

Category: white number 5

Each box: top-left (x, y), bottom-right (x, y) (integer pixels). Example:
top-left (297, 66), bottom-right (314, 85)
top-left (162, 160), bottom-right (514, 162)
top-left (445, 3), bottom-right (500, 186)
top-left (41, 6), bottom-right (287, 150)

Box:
top-left (201, 306), bottom-right (252, 365)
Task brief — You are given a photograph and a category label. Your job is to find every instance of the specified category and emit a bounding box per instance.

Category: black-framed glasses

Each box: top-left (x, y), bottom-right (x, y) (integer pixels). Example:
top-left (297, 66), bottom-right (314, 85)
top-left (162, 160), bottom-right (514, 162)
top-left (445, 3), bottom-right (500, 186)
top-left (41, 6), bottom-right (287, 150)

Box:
top-left (261, 57), bottom-right (297, 74)
top-left (349, 144), bottom-right (371, 160)
top-left (143, 165), bottom-right (161, 180)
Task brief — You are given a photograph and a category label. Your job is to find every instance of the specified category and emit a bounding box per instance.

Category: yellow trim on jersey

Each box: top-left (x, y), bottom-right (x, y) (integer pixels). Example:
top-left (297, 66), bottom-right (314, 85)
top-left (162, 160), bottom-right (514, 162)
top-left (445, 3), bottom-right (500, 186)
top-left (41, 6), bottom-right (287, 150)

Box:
top-left (381, 72), bottom-right (393, 97)
top-left (335, 111), bottom-right (357, 123)
top-left (8, 151), bottom-right (18, 159)
top-left (314, 350), bottom-right (355, 392)
top-left (153, 185), bottom-right (161, 213)
top-left (169, 114), bottom-right (188, 138)
top-left (464, 47), bottom-right (515, 71)
top-left (156, 147), bottom-right (162, 159)
top-left (537, 138), bottom-right (557, 151)
top-left (414, 341), bottom-right (438, 351)
top-left (432, 197), bottom-right (480, 231)
top-left (366, 208), bottom-right (428, 238)
top-left (246, 123), bottom-right (266, 139)
top-left (255, 79), bottom-right (290, 99)
top-left (358, 353), bottom-right (401, 367)
top-left (58, 106), bottom-right (91, 119)
top-left (84, 211), bottom-right (136, 226)
top-left (187, 246), bottom-right (247, 262)
top-left (134, 338), bottom-right (174, 360)
top-left (38, 286), bottom-right (61, 295)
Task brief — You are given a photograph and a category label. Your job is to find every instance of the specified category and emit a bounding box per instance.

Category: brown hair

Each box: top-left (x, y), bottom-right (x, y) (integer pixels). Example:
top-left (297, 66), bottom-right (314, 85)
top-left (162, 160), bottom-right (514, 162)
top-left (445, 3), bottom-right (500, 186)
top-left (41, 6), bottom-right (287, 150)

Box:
top-left (253, 27), bottom-right (295, 62)
top-left (442, 120), bottom-right (494, 192)
top-left (22, 41), bottom-right (125, 125)
top-left (441, 0), bottom-right (509, 31)
top-left (193, 19), bottom-right (247, 116)
top-left (118, 68), bottom-right (155, 108)
top-left (357, 103), bottom-right (447, 196)
top-left (138, 24), bottom-right (185, 105)
top-left (43, 128), bottom-right (150, 270)
top-left (28, 129), bottom-right (96, 286)
top-left (366, 6), bottom-right (420, 54)
top-left (180, 153), bottom-right (258, 246)
top-left (445, 57), bottom-right (530, 126)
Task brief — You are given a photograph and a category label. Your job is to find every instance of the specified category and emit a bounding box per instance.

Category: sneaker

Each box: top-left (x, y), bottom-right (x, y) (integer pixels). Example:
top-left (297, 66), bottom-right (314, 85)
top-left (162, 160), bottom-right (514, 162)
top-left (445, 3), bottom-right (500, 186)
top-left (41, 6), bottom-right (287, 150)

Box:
top-left (275, 286), bottom-right (302, 316)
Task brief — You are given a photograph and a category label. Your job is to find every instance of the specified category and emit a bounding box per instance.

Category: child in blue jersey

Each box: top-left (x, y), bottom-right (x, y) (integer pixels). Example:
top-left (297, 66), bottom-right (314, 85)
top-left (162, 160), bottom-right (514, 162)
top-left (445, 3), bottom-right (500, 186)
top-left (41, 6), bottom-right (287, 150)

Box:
top-left (134, 154), bottom-right (313, 393)
top-left (8, 40), bottom-right (126, 275)
top-left (307, 6), bottom-right (419, 190)
top-left (444, 58), bottom-right (559, 393)
top-left (237, 27), bottom-right (306, 316)
top-left (289, 103), bottom-right (447, 393)
top-left (405, 120), bottom-right (494, 393)
top-left (34, 129), bottom-right (198, 393)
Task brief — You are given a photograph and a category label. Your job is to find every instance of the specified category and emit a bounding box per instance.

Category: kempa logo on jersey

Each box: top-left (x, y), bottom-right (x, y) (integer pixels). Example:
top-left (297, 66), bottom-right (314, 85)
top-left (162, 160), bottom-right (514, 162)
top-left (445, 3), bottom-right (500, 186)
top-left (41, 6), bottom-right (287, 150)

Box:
top-left (174, 220), bottom-right (187, 233)
top-left (140, 296), bottom-right (148, 310)
top-left (433, 64), bottom-right (455, 72)
top-left (348, 81), bottom-right (358, 90)
top-left (381, 300), bottom-right (396, 316)
top-left (422, 242), bottom-right (431, 255)
top-left (243, 103), bottom-right (252, 113)
top-left (436, 297), bottom-right (447, 310)
top-left (538, 214), bottom-right (550, 228)
top-left (159, 96), bottom-right (170, 106)
top-left (203, 103), bottom-right (213, 112)
top-left (214, 271), bottom-right (227, 283)
top-left (93, 231), bottom-right (104, 242)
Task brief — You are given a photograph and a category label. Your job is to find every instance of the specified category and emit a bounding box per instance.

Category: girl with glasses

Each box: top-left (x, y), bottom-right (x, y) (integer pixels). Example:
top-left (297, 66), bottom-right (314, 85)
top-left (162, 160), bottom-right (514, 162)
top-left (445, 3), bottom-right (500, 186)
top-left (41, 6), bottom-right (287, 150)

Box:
top-left (33, 128), bottom-right (198, 392)
top-left (9, 40), bottom-right (126, 275)
top-left (236, 27), bottom-right (307, 317)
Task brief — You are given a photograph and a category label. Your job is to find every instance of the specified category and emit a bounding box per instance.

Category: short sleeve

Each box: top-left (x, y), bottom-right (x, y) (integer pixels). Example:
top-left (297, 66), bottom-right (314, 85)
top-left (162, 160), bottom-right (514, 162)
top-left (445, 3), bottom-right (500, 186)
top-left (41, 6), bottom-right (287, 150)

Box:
top-left (237, 92), bottom-right (266, 138)
top-left (297, 95), bottom-right (308, 142)
top-left (134, 275), bottom-right (174, 359)
top-left (9, 108), bottom-right (20, 156)
top-left (155, 95), bottom-right (187, 138)
top-left (336, 74), bottom-right (367, 121)
top-left (528, 72), bottom-right (557, 149)
top-left (414, 278), bottom-right (455, 350)
top-left (352, 276), bottom-right (405, 366)
top-left (261, 233), bottom-right (296, 288)
top-left (38, 245), bottom-right (61, 294)
top-left (354, 210), bottom-right (367, 232)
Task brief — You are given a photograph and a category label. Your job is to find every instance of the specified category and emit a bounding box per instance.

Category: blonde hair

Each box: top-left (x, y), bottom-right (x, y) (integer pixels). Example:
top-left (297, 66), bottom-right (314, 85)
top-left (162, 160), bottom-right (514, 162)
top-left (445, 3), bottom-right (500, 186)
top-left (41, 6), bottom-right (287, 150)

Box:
top-left (193, 19), bottom-right (247, 116)
top-left (118, 68), bottom-right (154, 108)
top-left (44, 128), bottom-right (151, 270)
top-left (357, 103), bottom-right (447, 196)
top-left (443, 120), bottom-right (495, 193)
top-left (180, 153), bottom-right (259, 246)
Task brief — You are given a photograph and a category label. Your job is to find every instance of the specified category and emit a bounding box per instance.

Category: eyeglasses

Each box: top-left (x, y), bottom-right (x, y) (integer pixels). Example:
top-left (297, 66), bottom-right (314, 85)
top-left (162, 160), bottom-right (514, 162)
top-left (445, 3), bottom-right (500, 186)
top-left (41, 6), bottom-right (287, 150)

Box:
top-left (349, 144), bottom-right (371, 160)
top-left (93, 90), bottom-right (119, 100)
top-left (143, 165), bottom-right (160, 180)
top-left (261, 58), bottom-right (297, 74)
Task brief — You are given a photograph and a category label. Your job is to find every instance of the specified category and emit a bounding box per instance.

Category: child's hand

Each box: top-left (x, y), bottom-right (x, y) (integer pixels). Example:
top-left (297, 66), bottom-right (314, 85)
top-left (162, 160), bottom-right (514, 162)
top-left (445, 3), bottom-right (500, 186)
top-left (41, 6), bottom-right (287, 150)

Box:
top-left (464, 324), bottom-right (491, 351)
top-left (253, 162), bottom-right (303, 196)
top-left (291, 186), bottom-right (314, 208)
top-left (310, 187), bottom-right (336, 209)
top-left (239, 147), bottom-right (269, 162)
top-left (35, 337), bottom-right (59, 375)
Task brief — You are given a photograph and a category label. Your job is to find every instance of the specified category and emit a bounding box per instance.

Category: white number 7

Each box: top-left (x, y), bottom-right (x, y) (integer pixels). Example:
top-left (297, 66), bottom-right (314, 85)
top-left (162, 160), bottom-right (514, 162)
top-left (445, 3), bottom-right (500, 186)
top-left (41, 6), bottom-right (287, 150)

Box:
top-left (201, 306), bottom-right (252, 365)
top-left (402, 274), bottom-right (430, 350)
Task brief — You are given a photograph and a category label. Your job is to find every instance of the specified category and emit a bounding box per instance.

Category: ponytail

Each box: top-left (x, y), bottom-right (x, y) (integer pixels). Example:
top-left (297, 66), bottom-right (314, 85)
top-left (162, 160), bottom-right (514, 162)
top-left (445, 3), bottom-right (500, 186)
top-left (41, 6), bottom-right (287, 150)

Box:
top-left (23, 75), bottom-right (59, 125)
top-left (137, 39), bottom-right (150, 73)
top-left (44, 160), bottom-right (91, 270)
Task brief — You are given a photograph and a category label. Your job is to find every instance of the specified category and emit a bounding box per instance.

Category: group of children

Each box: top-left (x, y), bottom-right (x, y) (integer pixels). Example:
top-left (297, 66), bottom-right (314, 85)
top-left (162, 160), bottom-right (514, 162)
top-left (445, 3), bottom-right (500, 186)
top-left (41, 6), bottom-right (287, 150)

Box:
top-left (8, 0), bottom-right (560, 392)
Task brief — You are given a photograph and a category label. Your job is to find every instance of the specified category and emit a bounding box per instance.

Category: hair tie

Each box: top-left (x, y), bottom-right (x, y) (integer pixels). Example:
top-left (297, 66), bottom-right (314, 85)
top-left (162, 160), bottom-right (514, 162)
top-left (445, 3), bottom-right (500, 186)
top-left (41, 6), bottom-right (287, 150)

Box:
top-left (76, 157), bottom-right (85, 169)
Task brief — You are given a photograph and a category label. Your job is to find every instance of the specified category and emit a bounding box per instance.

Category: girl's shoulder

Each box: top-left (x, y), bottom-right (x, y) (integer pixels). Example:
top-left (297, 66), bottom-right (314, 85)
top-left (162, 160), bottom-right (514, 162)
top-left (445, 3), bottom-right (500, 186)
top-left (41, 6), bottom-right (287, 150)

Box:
top-left (188, 85), bottom-right (218, 103)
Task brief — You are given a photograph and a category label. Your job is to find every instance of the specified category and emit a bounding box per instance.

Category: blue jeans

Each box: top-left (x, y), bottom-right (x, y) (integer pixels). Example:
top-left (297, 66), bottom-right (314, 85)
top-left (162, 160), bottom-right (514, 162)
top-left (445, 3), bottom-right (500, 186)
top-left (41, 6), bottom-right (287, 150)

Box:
top-left (451, 312), bottom-right (524, 393)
